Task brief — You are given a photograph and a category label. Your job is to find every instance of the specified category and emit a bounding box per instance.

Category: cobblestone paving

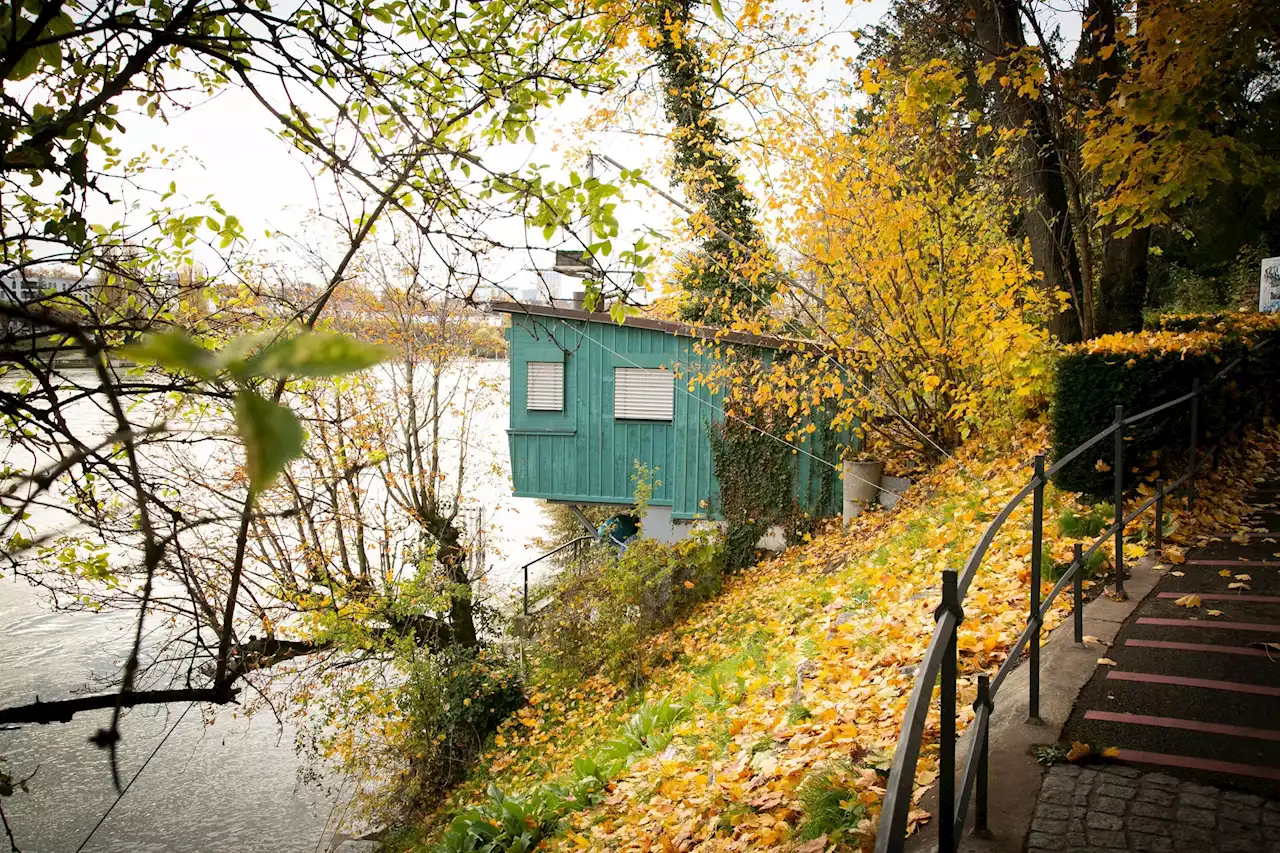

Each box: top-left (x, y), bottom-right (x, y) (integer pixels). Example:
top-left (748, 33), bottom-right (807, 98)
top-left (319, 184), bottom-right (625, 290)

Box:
top-left (1027, 764), bottom-right (1280, 853)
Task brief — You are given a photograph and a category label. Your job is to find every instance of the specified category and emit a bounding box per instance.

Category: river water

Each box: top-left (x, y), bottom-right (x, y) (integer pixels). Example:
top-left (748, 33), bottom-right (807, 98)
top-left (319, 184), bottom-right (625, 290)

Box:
top-left (0, 361), bottom-right (548, 852)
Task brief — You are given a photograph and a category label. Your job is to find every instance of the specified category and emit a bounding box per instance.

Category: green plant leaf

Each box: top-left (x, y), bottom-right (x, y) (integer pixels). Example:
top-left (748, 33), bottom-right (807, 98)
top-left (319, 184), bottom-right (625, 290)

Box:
top-left (245, 331), bottom-right (390, 378)
top-left (234, 391), bottom-right (305, 494)
top-left (121, 330), bottom-right (217, 380)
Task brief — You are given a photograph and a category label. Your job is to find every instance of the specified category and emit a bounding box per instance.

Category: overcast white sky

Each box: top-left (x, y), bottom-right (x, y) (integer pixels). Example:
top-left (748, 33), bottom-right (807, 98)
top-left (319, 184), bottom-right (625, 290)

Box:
top-left (102, 0), bottom-right (887, 292)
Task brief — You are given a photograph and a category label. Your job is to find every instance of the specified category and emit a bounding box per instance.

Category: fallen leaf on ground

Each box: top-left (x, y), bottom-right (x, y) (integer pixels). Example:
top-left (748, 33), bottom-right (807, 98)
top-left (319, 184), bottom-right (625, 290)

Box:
top-left (1228, 582), bottom-right (1251, 591)
top-left (1219, 569), bottom-right (1234, 577)
top-left (1234, 573), bottom-right (1252, 581)
top-left (1082, 635), bottom-right (1100, 644)
top-left (906, 808), bottom-right (932, 833)
top-left (1170, 571), bottom-right (1185, 577)
top-left (1101, 746), bottom-right (1121, 759)
top-left (794, 837), bottom-right (828, 853)
top-left (1248, 642), bottom-right (1280, 660)
top-left (1174, 594), bottom-right (1202, 607)
top-left (1097, 657), bottom-right (1117, 666)
top-left (1067, 742), bottom-right (1092, 761)
top-left (1207, 609), bottom-right (1224, 617)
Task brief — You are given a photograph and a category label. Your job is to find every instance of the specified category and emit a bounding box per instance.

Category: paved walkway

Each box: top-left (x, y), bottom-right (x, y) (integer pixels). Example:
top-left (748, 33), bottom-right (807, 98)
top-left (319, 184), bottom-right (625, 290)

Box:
top-left (1028, 764), bottom-right (1280, 852)
top-left (1026, 476), bottom-right (1280, 852)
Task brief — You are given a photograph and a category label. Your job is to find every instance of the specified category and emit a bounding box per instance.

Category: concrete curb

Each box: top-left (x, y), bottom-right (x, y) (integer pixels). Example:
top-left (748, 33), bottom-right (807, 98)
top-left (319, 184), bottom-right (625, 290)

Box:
top-left (901, 556), bottom-right (1165, 853)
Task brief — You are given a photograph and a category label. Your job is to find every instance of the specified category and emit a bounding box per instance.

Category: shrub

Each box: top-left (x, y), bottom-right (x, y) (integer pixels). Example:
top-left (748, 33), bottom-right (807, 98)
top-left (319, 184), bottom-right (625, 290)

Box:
top-left (1045, 548), bottom-right (1107, 583)
top-left (596, 699), bottom-right (687, 763)
top-left (532, 532), bottom-right (724, 683)
top-left (796, 760), bottom-right (870, 843)
top-left (436, 783), bottom-right (568, 853)
top-left (1051, 322), bottom-right (1277, 497)
top-left (1156, 311), bottom-right (1280, 336)
top-left (396, 646), bottom-right (524, 807)
top-left (1057, 503), bottom-right (1114, 539)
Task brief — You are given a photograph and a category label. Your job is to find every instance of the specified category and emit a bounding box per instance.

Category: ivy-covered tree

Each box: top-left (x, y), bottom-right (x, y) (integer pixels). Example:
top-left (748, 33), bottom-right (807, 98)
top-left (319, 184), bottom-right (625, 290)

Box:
top-left (645, 0), bottom-right (773, 324)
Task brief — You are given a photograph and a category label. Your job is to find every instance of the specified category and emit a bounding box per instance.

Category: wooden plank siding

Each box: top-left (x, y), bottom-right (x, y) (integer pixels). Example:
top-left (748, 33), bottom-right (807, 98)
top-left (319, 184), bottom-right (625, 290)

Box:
top-left (504, 310), bottom-right (850, 521)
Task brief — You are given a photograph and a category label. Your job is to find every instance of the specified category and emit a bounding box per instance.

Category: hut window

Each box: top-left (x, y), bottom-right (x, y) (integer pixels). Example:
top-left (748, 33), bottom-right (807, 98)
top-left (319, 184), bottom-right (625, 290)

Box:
top-left (526, 361), bottom-right (564, 411)
top-left (614, 368), bottom-right (674, 420)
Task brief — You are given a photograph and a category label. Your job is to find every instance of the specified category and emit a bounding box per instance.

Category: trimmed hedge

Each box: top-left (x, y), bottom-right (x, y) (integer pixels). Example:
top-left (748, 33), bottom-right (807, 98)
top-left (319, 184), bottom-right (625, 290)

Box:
top-left (1051, 318), bottom-right (1278, 497)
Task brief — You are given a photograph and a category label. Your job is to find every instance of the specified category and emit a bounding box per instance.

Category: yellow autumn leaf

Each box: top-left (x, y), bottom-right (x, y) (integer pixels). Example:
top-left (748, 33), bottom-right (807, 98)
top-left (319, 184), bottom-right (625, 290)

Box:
top-left (1066, 742), bottom-right (1092, 762)
top-left (1174, 594), bottom-right (1201, 608)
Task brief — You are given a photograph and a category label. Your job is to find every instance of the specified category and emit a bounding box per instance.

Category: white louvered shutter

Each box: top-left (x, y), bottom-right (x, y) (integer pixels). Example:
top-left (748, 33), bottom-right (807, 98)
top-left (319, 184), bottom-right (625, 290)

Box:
top-left (614, 368), bottom-right (674, 420)
top-left (526, 361), bottom-right (564, 411)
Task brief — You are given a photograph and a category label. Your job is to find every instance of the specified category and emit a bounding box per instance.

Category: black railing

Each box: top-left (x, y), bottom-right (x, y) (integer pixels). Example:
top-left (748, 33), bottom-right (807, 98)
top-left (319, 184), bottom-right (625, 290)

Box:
top-left (520, 535), bottom-right (597, 616)
top-left (875, 348), bottom-right (1269, 853)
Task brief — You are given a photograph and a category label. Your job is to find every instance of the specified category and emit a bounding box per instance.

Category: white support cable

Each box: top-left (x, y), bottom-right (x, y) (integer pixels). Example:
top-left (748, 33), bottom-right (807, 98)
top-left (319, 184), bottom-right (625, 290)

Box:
top-left (565, 317), bottom-right (900, 500)
top-left (594, 151), bottom-right (964, 468)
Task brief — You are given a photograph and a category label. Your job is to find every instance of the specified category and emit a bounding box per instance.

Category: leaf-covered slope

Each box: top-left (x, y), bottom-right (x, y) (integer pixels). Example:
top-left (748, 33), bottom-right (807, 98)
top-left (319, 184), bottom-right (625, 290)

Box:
top-left (429, 420), bottom-right (1280, 852)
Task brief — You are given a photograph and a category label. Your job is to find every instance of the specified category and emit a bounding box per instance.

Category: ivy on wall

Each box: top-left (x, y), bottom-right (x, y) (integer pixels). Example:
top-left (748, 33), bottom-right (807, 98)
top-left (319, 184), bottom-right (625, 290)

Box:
top-left (708, 413), bottom-right (797, 571)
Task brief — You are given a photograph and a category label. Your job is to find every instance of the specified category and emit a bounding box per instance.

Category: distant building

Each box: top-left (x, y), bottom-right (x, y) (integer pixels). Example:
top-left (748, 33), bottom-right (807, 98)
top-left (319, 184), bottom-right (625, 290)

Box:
top-left (0, 270), bottom-right (87, 303)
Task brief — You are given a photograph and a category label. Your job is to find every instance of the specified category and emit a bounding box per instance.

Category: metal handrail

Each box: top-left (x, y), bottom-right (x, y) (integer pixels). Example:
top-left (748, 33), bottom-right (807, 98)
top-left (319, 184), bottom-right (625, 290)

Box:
top-left (874, 343), bottom-right (1271, 853)
top-left (519, 535), bottom-right (597, 616)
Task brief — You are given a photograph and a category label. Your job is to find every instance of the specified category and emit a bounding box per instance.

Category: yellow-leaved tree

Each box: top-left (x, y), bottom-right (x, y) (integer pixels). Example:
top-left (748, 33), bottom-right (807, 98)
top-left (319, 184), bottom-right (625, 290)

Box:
top-left (713, 61), bottom-right (1056, 462)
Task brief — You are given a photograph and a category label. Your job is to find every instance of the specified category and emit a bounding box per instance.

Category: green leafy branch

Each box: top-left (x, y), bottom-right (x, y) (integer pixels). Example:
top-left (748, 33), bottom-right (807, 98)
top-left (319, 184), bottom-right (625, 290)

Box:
top-left (124, 328), bottom-right (390, 495)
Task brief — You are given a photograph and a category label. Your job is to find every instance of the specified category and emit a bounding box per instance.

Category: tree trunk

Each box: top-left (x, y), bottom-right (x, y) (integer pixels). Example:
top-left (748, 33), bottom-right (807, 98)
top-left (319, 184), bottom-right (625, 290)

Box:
top-left (1080, 0), bottom-right (1149, 336)
top-left (1096, 227), bottom-right (1151, 333)
top-left (970, 0), bottom-right (1085, 343)
top-left (430, 522), bottom-right (478, 648)
top-left (445, 548), bottom-right (478, 648)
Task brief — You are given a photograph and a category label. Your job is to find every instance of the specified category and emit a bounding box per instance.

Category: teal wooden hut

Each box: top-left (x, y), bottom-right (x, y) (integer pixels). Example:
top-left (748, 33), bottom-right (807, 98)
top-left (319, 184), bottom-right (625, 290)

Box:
top-left (493, 302), bottom-right (850, 541)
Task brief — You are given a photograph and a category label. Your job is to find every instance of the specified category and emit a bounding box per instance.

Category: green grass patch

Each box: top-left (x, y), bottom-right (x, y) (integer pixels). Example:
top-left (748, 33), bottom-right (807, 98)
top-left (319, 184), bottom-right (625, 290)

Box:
top-left (796, 760), bottom-right (869, 842)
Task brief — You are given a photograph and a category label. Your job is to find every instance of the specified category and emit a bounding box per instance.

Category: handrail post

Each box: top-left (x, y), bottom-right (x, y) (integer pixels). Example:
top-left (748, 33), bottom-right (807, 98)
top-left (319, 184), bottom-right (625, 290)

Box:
top-left (1072, 543), bottom-right (1084, 645)
top-left (523, 563), bottom-right (529, 617)
top-left (937, 570), bottom-right (962, 853)
top-left (1154, 480), bottom-right (1165, 552)
top-left (1188, 379), bottom-right (1200, 507)
top-left (1113, 405), bottom-right (1126, 599)
top-left (972, 674), bottom-right (993, 838)
top-left (1029, 454), bottom-right (1044, 723)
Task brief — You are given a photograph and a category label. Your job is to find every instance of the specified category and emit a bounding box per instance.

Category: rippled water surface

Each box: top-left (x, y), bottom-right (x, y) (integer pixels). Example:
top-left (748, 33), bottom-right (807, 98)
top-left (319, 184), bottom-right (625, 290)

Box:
top-left (1, 361), bottom-right (547, 852)
top-left (1, 579), bottom-right (339, 852)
